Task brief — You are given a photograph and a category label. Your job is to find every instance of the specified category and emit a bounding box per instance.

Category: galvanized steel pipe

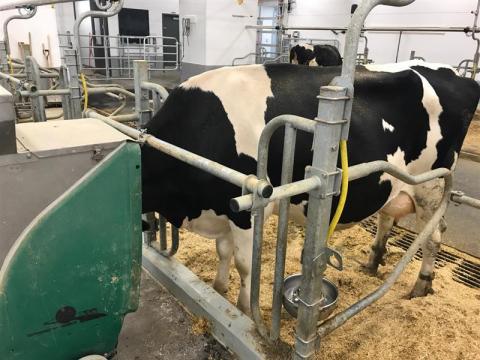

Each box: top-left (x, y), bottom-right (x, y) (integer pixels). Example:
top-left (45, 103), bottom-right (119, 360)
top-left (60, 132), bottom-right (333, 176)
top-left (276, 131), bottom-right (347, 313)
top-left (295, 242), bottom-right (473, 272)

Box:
top-left (141, 81), bottom-right (169, 103)
top-left (73, 0), bottom-right (124, 71)
top-left (348, 160), bottom-right (451, 184)
top-left (317, 172), bottom-right (453, 338)
top-left (0, 0), bottom-right (73, 11)
top-left (0, 71), bottom-right (36, 91)
top-left (85, 109), bottom-right (273, 197)
top-left (3, 6), bottom-right (37, 54)
top-left (451, 191), bottom-right (480, 209)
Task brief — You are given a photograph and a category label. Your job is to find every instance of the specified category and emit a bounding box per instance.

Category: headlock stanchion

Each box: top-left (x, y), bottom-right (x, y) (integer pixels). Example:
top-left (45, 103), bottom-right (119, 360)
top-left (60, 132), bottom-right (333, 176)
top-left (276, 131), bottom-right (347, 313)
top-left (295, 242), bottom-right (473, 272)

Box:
top-left (87, 1), bottom-right (463, 359)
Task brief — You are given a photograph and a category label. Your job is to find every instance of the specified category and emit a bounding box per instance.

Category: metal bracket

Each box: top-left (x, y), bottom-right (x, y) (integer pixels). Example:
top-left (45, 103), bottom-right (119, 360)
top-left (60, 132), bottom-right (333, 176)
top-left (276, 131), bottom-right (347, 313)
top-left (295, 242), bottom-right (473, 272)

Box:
top-left (305, 166), bottom-right (343, 199)
top-left (311, 247), bottom-right (343, 271)
top-left (450, 190), bottom-right (464, 206)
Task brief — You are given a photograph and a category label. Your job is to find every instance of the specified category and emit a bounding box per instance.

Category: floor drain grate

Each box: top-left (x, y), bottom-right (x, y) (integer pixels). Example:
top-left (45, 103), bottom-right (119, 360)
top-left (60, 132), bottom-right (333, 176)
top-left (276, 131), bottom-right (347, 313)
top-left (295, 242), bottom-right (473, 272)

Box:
top-left (360, 217), bottom-right (480, 289)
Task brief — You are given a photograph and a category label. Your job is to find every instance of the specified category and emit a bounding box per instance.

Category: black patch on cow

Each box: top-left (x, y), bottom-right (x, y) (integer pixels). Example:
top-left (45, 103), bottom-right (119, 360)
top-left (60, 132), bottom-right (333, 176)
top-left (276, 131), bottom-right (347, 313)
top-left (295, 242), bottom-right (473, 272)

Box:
top-left (290, 45), bottom-right (342, 66)
top-left (142, 87), bottom-right (255, 229)
top-left (411, 66), bottom-right (479, 169)
top-left (142, 63), bottom-right (479, 230)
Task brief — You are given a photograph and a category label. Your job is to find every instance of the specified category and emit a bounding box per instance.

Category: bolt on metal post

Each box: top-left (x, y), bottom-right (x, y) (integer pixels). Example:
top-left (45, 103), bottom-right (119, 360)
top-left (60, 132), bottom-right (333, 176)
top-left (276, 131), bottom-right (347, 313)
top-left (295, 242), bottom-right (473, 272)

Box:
top-left (64, 49), bottom-right (82, 118)
top-left (293, 86), bottom-right (347, 360)
top-left (25, 56), bottom-right (47, 122)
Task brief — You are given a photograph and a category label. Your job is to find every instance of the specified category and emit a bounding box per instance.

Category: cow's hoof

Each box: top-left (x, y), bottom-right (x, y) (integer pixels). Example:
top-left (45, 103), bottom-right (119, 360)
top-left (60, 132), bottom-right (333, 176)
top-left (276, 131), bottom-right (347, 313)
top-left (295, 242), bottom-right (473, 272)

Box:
top-left (409, 279), bottom-right (434, 298)
top-left (236, 302), bottom-right (251, 317)
top-left (360, 263), bottom-right (379, 276)
top-left (213, 282), bottom-right (228, 296)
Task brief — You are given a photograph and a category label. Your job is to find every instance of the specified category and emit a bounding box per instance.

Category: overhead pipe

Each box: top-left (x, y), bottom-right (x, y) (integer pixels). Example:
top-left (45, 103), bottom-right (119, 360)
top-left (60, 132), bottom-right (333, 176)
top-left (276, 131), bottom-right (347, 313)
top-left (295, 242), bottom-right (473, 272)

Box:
top-left (0, 0), bottom-right (73, 11)
top-left (3, 6), bottom-right (37, 54)
top-left (246, 25), bottom-right (480, 34)
top-left (73, 0), bottom-right (124, 71)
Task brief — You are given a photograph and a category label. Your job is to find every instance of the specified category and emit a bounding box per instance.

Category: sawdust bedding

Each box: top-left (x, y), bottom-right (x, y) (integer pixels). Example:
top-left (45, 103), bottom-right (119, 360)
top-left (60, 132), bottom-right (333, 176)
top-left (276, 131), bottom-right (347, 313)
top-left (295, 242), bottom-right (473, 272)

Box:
top-left (174, 217), bottom-right (480, 360)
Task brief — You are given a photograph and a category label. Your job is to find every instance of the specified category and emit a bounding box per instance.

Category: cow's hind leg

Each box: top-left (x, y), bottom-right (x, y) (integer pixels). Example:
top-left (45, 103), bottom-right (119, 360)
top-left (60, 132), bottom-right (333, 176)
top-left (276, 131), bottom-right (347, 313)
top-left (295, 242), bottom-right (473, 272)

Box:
top-left (213, 234), bottom-right (234, 294)
top-left (410, 179), bottom-right (446, 298)
top-left (362, 212), bottom-right (395, 275)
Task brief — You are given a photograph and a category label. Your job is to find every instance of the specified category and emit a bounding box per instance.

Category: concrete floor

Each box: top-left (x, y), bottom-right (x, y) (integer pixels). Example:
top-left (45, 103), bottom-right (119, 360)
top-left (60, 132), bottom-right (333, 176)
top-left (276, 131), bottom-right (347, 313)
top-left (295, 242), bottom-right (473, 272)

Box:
top-left (116, 272), bottom-right (233, 360)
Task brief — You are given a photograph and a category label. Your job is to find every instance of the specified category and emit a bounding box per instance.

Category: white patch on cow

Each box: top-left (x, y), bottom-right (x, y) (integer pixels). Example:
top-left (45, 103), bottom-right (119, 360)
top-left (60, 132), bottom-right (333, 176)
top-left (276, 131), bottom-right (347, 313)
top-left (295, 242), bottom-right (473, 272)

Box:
top-left (300, 43), bottom-right (314, 51)
top-left (379, 70), bottom-right (444, 202)
top-left (181, 209), bottom-right (231, 239)
top-left (451, 151), bottom-right (459, 170)
top-left (181, 65), bottom-right (273, 160)
top-left (309, 58), bottom-right (318, 67)
top-left (365, 60), bottom-right (456, 74)
top-left (382, 119), bottom-right (395, 133)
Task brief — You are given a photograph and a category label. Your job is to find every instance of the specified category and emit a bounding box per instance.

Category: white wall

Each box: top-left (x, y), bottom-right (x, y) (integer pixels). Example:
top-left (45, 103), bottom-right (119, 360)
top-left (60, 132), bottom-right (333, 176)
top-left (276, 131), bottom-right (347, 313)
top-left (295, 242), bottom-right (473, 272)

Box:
top-left (179, 0), bottom-right (258, 67)
top-left (0, 5), bottom-right (62, 67)
top-left (286, 0), bottom-right (478, 66)
top-left (205, 0), bottom-right (258, 66)
top-left (107, 0), bottom-right (178, 37)
top-left (55, 1), bottom-right (92, 66)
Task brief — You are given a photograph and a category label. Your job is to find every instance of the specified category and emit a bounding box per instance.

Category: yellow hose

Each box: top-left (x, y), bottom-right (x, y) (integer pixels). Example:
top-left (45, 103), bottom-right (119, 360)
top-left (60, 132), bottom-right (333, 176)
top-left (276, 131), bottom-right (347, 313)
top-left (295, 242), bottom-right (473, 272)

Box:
top-left (7, 55), bottom-right (13, 75)
top-left (328, 140), bottom-right (349, 239)
top-left (80, 73), bottom-right (88, 113)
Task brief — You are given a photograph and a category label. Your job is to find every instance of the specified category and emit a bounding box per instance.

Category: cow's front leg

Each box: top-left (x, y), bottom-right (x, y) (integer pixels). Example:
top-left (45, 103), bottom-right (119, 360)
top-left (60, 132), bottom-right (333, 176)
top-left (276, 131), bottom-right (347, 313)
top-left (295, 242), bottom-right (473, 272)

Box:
top-left (213, 234), bottom-right (234, 295)
top-left (362, 212), bottom-right (395, 275)
top-left (229, 222), bottom-right (253, 316)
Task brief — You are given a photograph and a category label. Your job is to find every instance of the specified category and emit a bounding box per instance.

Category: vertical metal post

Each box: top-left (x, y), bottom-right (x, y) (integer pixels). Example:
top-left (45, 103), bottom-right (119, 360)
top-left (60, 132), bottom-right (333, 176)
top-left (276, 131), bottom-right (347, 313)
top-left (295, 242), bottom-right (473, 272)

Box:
top-left (134, 60), bottom-right (152, 127)
top-left (134, 60), bottom-right (157, 245)
top-left (292, 2), bottom-right (416, 358)
top-left (159, 216), bottom-right (167, 251)
top-left (270, 123), bottom-right (297, 340)
top-left (59, 65), bottom-right (72, 119)
top-left (142, 212), bottom-right (157, 246)
top-left (0, 41), bottom-right (8, 88)
top-left (64, 49), bottom-right (82, 118)
top-left (25, 56), bottom-right (47, 122)
top-left (104, 35), bottom-right (110, 80)
top-left (0, 41), bottom-right (8, 72)
top-left (293, 86), bottom-right (347, 360)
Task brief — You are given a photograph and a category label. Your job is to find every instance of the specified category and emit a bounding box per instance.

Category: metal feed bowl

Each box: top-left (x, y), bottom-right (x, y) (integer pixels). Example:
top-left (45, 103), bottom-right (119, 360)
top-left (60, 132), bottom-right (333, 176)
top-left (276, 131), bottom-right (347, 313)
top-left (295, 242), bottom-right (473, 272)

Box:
top-left (282, 274), bottom-right (338, 321)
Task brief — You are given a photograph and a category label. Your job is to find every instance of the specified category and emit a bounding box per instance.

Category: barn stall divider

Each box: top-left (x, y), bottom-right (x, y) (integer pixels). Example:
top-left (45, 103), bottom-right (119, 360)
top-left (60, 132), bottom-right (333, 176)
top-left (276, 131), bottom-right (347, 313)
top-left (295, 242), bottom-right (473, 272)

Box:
top-left (1, 0), bottom-right (479, 358)
top-left (82, 1), bottom-right (472, 358)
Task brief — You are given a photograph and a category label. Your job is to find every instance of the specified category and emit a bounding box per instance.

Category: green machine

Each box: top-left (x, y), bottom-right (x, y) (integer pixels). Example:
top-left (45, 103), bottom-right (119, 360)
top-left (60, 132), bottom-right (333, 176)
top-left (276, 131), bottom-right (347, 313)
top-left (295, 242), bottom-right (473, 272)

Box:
top-left (0, 87), bottom-right (142, 359)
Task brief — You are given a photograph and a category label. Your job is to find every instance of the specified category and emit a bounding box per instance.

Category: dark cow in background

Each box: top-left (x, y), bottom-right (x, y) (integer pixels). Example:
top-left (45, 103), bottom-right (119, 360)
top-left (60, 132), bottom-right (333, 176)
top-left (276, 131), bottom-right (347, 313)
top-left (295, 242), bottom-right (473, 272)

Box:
top-left (141, 60), bottom-right (479, 314)
top-left (290, 43), bottom-right (342, 66)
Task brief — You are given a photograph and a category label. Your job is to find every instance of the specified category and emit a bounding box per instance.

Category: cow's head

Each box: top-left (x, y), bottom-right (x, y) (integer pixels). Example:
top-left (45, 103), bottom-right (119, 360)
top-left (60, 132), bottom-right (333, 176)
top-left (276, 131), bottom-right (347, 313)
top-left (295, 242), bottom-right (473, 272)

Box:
top-left (289, 44), bottom-right (315, 66)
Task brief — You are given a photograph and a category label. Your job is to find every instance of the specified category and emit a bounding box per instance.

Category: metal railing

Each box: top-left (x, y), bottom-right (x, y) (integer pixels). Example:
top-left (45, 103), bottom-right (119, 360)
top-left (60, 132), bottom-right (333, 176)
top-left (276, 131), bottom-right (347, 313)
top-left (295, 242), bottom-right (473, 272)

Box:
top-left (58, 33), bottom-right (180, 81)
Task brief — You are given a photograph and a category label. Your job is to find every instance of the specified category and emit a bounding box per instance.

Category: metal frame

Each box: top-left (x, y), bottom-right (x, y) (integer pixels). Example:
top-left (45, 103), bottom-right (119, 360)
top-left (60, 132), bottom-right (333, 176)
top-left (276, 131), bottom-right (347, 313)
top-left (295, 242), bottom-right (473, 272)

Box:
top-left (89, 9), bottom-right (462, 354)
top-left (59, 33), bottom-right (180, 80)
top-left (0, 0), bottom-right (73, 11)
top-left (73, 0), bottom-right (124, 73)
top-left (85, 1), bottom-right (470, 358)
top-left (1, 0), bottom-right (476, 358)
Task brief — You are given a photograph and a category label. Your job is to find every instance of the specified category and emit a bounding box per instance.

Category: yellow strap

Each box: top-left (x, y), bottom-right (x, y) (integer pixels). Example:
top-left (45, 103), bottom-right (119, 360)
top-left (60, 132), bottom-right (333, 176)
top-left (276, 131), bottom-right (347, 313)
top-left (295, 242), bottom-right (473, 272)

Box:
top-left (327, 140), bottom-right (349, 239)
top-left (80, 73), bottom-right (88, 113)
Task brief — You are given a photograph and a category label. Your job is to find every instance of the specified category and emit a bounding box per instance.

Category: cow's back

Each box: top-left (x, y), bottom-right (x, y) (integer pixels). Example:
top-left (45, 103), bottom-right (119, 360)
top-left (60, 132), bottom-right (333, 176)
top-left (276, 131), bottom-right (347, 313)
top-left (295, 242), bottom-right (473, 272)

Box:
top-left (142, 62), bottom-right (479, 228)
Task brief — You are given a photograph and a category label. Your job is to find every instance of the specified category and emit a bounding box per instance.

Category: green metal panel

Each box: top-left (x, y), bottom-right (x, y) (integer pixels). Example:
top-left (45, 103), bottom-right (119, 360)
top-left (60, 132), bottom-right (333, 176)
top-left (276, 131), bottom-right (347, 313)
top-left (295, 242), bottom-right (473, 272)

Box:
top-left (0, 142), bottom-right (142, 360)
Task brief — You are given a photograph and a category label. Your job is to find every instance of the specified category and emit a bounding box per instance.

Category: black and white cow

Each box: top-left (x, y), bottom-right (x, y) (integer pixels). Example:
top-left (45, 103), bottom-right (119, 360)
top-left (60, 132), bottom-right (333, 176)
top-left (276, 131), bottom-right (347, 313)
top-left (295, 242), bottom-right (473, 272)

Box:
top-left (141, 60), bottom-right (479, 314)
top-left (290, 43), bottom-right (342, 66)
